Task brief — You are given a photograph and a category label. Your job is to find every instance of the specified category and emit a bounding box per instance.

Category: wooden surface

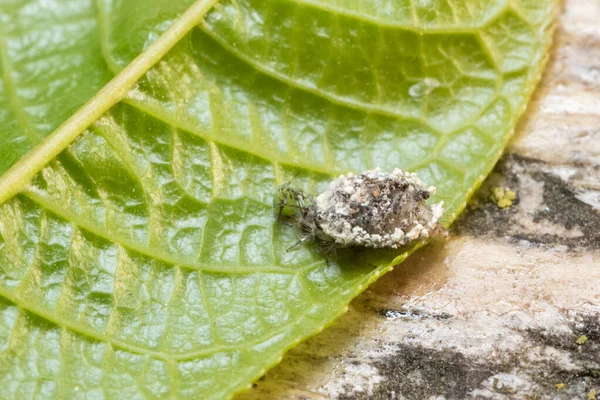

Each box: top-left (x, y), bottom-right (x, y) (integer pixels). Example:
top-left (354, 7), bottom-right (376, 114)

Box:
top-left (237, 0), bottom-right (600, 398)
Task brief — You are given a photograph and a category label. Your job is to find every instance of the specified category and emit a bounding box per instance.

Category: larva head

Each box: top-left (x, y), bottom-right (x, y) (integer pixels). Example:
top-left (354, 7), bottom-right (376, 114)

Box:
top-left (273, 183), bottom-right (314, 222)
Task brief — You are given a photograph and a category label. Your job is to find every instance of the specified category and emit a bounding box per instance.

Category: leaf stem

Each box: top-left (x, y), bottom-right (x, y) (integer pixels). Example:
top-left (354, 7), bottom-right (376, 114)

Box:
top-left (0, 0), bottom-right (220, 206)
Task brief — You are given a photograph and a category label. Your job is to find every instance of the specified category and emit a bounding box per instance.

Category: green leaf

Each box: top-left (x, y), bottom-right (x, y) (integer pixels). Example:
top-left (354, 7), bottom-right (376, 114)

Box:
top-left (0, 0), bottom-right (557, 399)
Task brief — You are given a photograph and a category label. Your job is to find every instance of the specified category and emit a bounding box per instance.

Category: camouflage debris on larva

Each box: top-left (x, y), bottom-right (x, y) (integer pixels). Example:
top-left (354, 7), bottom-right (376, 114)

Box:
top-left (275, 168), bottom-right (445, 250)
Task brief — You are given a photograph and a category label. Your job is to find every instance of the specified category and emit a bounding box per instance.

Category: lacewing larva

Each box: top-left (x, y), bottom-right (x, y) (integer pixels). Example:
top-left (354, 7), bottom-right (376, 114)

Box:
top-left (274, 168), bottom-right (445, 253)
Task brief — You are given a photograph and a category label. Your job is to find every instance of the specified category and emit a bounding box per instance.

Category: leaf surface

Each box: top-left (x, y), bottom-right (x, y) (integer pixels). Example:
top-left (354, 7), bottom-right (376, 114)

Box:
top-left (0, 0), bottom-right (196, 174)
top-left (0, 0), bottom-right (557, 398)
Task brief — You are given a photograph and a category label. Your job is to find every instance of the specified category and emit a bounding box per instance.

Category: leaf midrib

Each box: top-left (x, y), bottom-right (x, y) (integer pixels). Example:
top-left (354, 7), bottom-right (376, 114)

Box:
top-left (0, 0), bottom-right (220, 207)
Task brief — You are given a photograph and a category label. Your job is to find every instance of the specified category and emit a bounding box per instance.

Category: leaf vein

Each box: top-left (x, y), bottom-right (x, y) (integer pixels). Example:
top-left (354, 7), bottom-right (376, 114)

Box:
top-left (197, 25), bottom-right (433, 123)
top-left (21, 190), bottom-right (307, 276)
top-left (0, 23), bottom-right (43, 145)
